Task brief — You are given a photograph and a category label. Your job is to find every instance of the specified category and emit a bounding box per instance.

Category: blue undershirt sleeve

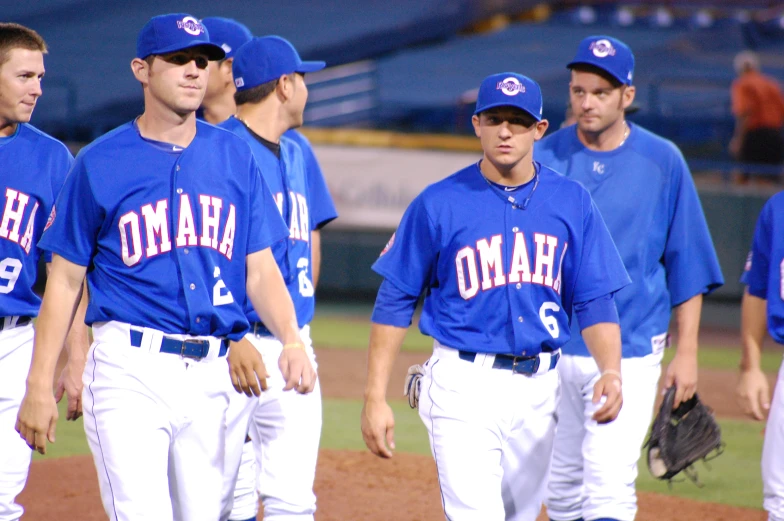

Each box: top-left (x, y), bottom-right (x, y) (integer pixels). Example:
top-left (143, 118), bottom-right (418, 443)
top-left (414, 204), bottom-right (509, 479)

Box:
top-left (573, 292), bottom-right (619, 330)
top-left (371, 278), bottom-right (419, 327)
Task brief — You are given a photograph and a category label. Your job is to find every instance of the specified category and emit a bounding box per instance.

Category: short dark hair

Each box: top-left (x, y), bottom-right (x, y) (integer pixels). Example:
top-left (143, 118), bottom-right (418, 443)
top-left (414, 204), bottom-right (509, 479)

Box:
top-left (0, 23), bottom-right (47, 67)
top-left (234, 78), bottom-right (278, 106)
top-left (569, 63), bottom-right (623, 89)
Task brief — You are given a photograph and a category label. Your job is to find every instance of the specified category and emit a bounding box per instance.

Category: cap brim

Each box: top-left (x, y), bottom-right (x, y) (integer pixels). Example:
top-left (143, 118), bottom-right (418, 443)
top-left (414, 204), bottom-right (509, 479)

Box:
top-left (473, 102), bottom-right (541, 121)
top-left (567, 60), bottom-right (627, 85)
top-left (145, 42), bottom-right (226, 61)
top-left (296, 60), bottom-right (326, 73)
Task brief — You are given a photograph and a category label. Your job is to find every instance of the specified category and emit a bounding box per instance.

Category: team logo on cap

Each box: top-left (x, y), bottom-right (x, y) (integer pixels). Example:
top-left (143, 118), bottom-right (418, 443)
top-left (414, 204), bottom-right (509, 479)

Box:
top-left (590, 39), bottom-right (616, 58)
top-left (177, 16), bottom-right (203, 36)
top-left (234, 77), bottom-right (245, 88)
top-left (221, 43), bottom-right (232, 53)
top-left (496, 77), bottom-right (526, 96)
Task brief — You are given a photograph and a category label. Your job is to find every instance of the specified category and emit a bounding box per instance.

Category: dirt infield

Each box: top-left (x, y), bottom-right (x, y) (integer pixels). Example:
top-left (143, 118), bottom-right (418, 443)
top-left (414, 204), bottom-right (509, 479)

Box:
top-left (18, 342), bottom-right (771, 520)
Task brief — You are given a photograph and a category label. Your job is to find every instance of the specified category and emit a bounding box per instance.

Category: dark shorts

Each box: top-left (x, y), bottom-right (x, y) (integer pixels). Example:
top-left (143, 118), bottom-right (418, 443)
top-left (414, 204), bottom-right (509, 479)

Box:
top-left (741, 127), bottom-right (784, 165)
top-left (740, 127), bottom-right (784, 182)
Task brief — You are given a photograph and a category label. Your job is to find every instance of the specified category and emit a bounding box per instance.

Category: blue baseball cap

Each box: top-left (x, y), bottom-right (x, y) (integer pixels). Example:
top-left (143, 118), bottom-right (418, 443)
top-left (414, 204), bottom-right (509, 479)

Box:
top-left (567, 35), bottom-right (635, 85)
top-left (232, 36), bottom-right (325, 92)
top-left (137, 13), bottom-right (225, 60)
top-left (201, 17), bottom-right (253, 59)
top-left (474, 72), bottom-right (543, 121)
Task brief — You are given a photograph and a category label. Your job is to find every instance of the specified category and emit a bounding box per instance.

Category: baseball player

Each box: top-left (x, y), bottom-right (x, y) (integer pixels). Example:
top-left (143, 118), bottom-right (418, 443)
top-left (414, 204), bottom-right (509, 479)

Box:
top-left (737, 194), bottom-right (784, 521)
top-left (199, 17), bottom-right (325, 230)
top-left (535, 36), bottom-right (724, 521)
top-left (0, 22), bottom-right (89, 521)
top-left (362, 71), bottom-right (630, 521)
top-left (217, 36), bottom-right (337, 521)
top-left (199, 17), bottom-right (252, 126)
top-left (14, 13), bottom-right (316, 521)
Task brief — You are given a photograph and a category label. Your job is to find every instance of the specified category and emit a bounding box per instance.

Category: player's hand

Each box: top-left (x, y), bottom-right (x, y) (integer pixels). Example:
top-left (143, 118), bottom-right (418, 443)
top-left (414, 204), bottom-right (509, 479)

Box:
top-left (591, 372), bottom-right (623, 424)
top-left (278, 345), bottom-right (317, 394)
top-left (664, 351), bottom-right (698, 409)
top-left (228, 337), bottom-right (269, 397)
top-left (361, 398), bottom-right (395, 458)
top-left (736, 368), bottom-right (770, 421)
top-left (15, 383), bottom-right (59, 455)
top-left (54, 356), bottom-right (86, 421)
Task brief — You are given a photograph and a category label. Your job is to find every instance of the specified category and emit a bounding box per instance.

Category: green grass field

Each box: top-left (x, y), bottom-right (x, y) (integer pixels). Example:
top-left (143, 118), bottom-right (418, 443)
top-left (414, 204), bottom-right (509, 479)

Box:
top-left (36, 312), bottom-right (772, 511)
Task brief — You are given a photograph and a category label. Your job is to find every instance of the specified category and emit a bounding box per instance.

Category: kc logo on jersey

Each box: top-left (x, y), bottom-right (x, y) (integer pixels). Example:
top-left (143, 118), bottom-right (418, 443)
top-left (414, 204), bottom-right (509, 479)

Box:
top-left (0, 188), bottom-right (40, 255)
top-left (118, 194), bottom-right (236, 267)
top-left (455, 232), bottom-right (566, 300)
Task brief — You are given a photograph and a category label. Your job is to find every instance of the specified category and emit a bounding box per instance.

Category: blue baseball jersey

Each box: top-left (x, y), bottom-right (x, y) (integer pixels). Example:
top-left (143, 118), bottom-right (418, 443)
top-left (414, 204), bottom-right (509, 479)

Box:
top-left (741, 192), bottom-right (784, 344)
top-left (535, 124), bottom-right (724, 358)
top-left (372, 162), bottom-right (630, 356)
top-left (39, 120), bottom-right (289, 340)
top-left (220, 118), bottom-right (337, 328)
top-left (0, 124), bottom-right (72, 317)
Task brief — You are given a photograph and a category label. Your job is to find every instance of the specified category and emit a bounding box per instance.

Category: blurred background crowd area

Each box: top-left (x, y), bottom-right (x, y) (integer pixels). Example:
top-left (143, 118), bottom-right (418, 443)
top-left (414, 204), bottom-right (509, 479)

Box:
top-left (12, 0), bottom-right (784, 321)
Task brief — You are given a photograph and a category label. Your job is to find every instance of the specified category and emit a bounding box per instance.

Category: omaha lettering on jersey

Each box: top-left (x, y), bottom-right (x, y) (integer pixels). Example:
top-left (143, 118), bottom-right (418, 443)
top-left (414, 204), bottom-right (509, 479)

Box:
top-left (118, 194), bottom-right (237, 266)
top-left (455, 232), bottom-right (566, 300)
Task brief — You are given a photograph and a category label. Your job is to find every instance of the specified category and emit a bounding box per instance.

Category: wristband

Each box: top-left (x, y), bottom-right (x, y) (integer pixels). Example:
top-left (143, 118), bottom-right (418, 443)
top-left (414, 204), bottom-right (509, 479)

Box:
top-left (601, 369), bottom-right (622, 382)
top-left (283, 343), bottom-right (305, 351)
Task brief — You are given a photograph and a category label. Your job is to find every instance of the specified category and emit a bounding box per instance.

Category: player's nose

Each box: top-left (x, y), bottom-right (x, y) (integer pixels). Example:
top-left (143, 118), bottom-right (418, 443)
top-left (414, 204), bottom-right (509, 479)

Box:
top-left (498, 121), bottom-right (513, 137)
top-left (29, 79), bottom-right (42, 98)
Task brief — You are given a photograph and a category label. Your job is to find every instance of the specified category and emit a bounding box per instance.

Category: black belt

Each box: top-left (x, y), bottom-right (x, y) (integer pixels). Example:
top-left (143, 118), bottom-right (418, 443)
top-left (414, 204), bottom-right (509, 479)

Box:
top-left (0, 316), bottom-right (32, 331)
top-left (129, 330), bottom-right (229, 359)
top-left (458, 350), bottom-right (560, 375)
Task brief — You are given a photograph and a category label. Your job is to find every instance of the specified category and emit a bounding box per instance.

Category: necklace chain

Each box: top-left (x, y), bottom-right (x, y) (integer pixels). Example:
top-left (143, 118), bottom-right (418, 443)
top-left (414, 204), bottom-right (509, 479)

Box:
top-left (618, 121), bottom-right (630, 147)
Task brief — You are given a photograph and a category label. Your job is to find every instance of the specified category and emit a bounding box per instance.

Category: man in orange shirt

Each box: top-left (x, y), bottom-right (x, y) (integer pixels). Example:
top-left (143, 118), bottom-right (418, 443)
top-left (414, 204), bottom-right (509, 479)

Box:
top-left (730, 50), bottom-right (784, 183)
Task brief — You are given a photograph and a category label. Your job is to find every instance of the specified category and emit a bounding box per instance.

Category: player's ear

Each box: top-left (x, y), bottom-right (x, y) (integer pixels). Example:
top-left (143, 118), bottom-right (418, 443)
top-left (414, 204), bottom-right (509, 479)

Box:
top-left (277, 74), bottom-right (293, 102)
top-left (472, 114), bottom-right (481, 138)
top-left (534, 119), bottom-right (549, 139)
top-left (131, 58), bottom-right (149, 85)
top-left (622, 85), bottom-right (636, 110)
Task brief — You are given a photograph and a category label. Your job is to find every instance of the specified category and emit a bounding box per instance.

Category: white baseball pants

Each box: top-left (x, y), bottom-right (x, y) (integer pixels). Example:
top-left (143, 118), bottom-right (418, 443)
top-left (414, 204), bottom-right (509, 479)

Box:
top-left (763, 360), bottom-right (784, 521)
top-left (83, 321), bottom-right (232, 521)
top-left (223, 326), bottom-right (321, 521)
top-left (0, 323), bottom-right (34, 521)
top-left (418, 342), bottom-right (560, 521)
top-left (545, 353), bottom-right (661, 521)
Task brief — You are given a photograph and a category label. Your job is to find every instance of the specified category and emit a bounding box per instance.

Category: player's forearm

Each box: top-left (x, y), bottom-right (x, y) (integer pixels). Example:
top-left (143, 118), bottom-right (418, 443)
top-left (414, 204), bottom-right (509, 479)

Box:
top-left (581, 322), bottom-right (621, 374)
top-left (63, 280), bottom-right (90, 362)
top-left (28, 256), bottom-right (86, 389)
top-left (673, 294), bottom-right (702, 356)
top-left (364, 323), bottom-right (407, 402)
top-left (311, 230), bottom-right (322, 288)
top-left (246, 248), bottom-right (301, 346)
top-left (740, 290), bottom-right (767, 371)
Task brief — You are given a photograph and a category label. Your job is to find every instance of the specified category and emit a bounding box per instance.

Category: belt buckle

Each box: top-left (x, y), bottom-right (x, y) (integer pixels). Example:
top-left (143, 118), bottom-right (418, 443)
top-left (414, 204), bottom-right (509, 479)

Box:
top-left (180, 338), bottom-right (209, 360)
top-left (511, 355), bottom-right (539, 375)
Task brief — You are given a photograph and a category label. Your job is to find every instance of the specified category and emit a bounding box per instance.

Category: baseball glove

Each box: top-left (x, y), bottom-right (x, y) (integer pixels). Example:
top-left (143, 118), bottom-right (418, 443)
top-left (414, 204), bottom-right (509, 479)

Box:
top-left (644, 386), bottom-right (724, 485)
top-left (404, 364), bottom-right (424, 409)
